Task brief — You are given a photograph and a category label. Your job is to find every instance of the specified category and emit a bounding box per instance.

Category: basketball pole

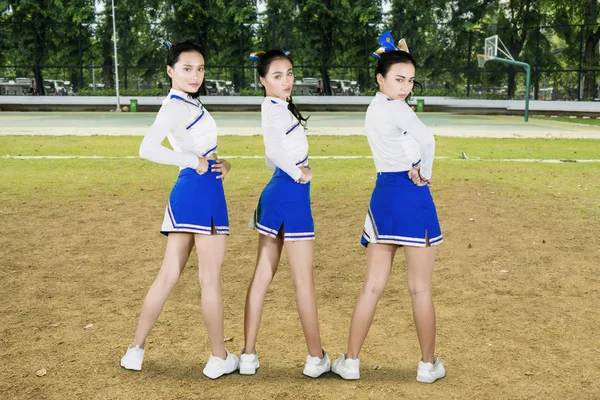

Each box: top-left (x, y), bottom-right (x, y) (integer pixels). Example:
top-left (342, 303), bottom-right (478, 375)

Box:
top-left (485, 57), bottom-right (531, 122)
top-left (111, 0), bottom-right (121, 112)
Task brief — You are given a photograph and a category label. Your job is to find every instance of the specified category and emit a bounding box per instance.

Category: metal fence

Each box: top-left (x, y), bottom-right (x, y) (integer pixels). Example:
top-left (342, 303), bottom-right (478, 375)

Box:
top-left (1, 18), bottom-right (598, 100)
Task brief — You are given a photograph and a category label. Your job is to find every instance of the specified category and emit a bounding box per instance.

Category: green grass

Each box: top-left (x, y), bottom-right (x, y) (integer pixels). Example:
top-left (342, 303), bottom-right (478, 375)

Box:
top-left (433, 137), bottom-right (600, 160)
top-left (2, 135), bottom-right (600, 160)
top-left (532, 116), bottom-right (600, 126)
top-left (2, 146), bottom-right (599, 206)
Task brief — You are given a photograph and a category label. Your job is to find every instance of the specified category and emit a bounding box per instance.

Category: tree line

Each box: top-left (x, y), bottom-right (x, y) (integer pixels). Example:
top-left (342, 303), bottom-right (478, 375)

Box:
top-left (1, 0), bottom-right (598, 99)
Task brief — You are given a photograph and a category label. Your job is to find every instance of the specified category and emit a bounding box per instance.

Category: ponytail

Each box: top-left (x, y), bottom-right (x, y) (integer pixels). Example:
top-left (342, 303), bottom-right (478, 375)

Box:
top-left (288, 95), bottom-right (309, 127)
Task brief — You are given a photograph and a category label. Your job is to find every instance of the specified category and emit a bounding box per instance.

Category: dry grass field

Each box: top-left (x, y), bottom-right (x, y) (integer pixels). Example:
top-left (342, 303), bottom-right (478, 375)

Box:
top-left (1, 135), bottom-right (599, 399)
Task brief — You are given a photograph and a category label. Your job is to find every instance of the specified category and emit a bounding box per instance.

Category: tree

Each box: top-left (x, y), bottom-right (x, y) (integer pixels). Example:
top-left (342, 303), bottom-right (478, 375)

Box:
top-left (0, 0), bottom-right (95, 94)
top-left (582, 0), bottom-right (600, 99)
top-left (161, 0), bottom-right (256, 93)
top-left (388, 0), bottom-right (497, 94)
top-left (293, 0), bottom-right (382, 94)
top-left (553, 0), bottom-right (600, 100)
top-left (493, 0), bottom-right (544, 98)
top-left (96, 0), bottom-right (165, 90)
top-left (333, 0), bottom-right (382, 91)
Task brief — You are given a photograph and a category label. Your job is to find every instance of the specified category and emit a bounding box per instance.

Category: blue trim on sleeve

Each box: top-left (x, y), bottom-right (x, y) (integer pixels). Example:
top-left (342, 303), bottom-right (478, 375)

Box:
top-left (295, 155), bottom-right (309, 166)
top-left (202, 144), bottom-right (218, 156)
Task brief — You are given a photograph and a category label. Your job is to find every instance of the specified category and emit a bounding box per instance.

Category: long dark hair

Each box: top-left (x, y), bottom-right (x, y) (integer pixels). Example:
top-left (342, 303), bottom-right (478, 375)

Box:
top-left (166, 40), bottom-right (204, 99)
top-left (256, 50), bottom-right (309, 126)
top-left (375, 51), bottom-right (423, 102)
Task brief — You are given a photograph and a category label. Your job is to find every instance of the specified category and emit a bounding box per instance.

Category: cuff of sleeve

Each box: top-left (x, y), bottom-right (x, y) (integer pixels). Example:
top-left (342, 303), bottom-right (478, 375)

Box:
top-left (412, 159), bottom-right (422, 168)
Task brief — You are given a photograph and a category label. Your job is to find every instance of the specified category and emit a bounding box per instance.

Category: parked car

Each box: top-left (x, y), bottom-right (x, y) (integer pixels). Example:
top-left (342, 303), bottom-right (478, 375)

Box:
top-left (0, 78), bottom-right (34, 95)
top-left (330, 79), bottom-right (359, 95)
top-left (204, 79), bottom-right (234, 95)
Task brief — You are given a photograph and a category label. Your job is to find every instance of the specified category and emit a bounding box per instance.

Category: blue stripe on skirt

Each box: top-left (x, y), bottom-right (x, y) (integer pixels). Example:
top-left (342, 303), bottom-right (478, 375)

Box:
top-left (361, 171), bottom-right (442, 247)
top-left (252, 167), bottom-right (314, 241)
top-left (160, 160), bottom-right (229, 236)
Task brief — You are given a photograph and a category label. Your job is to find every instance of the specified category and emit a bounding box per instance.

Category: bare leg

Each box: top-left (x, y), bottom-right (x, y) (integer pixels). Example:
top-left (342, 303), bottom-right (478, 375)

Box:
top-left (346, 243), bottom-right (396, 359)
top-left (404, 245), bottom-right (437, 363)
top-left (195, 233), bottom-right (228, 359)
top-left (131, 233), bottom-right (195, 347)
top-left (285, 240), bottom-right (324, 358)
top-left (243, 234), bottom-right (283, 354)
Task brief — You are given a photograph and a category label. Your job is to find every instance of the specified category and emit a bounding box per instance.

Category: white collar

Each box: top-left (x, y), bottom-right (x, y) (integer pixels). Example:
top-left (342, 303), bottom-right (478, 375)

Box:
top-left (265, 96), bottom-right (288, 105)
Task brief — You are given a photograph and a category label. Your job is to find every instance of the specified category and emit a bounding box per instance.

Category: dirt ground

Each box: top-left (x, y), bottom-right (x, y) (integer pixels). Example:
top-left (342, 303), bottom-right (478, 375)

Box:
top-left (1, 157), bottom-right (599, 399)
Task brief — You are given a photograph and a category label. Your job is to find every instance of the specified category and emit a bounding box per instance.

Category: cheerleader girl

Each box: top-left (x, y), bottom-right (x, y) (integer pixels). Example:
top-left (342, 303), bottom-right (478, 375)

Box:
top-left (239, 50), bottom-right (330, 378)
top-left (331, 32), bottom-right (445, 383)
top-left (120, 40), bottom-right (239, 379)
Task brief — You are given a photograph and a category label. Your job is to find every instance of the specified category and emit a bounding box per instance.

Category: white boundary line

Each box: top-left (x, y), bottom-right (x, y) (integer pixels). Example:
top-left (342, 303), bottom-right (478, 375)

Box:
top-left (457, 158), bottom-right (600, 163)
top-left (1, 155), bottom-right (363, 160)
top-left (2, 155), bottom-right (600, 163)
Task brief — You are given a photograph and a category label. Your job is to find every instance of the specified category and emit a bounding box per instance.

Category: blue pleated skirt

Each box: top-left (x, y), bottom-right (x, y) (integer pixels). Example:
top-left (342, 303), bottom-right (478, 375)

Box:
top-left (361, 171), bottom-right (442, 247)
top-left (251, 167), bottom-right (314, 241)
top-left (161, 160), bottom-right (229, 236)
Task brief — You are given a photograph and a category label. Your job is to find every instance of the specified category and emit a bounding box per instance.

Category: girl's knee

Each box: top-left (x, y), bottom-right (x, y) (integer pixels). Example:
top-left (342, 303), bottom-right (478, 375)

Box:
top-left (290, 266), bottom-right (314, 289)
top-left (407, 281), bottom-right (431, 296)
top-left (291, 275), bottom-right (314, 291)
top-left (199, 274), bottom-right (222, 290)
top-left (156, 269), bottom-right (180, 288)
top-left (198, 264), bottom-right (222, 289)
top-left (363, 278), bottom-right (386, 297)
top-left (254, 274), bottom-right (274, 290)
top-left (253, 261), bottom-right (277, 285)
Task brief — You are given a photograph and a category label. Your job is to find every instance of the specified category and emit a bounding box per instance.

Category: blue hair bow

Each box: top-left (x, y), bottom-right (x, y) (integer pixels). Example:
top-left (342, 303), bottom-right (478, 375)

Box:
top-left (163, 41), bottom-right (172, 49)
top-left (371, 31), bottom-right (409, 59)
top-left (249, 51), bottom-right (264, 62)
top-left (249, 49), bottom-right (291, 62)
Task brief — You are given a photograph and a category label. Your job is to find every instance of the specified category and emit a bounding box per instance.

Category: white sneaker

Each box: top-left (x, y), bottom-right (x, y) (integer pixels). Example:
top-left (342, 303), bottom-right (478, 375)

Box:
top-left (239, 351), bottom-right (260, 375)
top-left (331, 354), bottom-right (360, 380)
top-left (416, 357), bottom-right (446, 383)
top-left (303, 351), bottom-right (331, 378)
top-left (120, 345), bottom-right (144, 371)
top-left (203, 351), bottom-right (240, 379)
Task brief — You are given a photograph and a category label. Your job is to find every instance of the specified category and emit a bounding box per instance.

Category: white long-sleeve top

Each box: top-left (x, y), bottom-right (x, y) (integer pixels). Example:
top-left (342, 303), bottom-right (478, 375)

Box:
top-left (364, 92), bottom-right (436, 179)
top-left (139, 89), bottom-right (218, 169)
top-left (261, 97), bottom-right (309, 181)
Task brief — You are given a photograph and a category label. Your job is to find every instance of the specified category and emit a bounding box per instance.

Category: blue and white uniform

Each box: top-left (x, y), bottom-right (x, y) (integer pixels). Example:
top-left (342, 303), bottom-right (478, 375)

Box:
top-left (139, 89), bottom-right (228, 236)
top-left (251, 96), bottom-right (313, 241)
top-left (361, 92), bottom-right (442, 247)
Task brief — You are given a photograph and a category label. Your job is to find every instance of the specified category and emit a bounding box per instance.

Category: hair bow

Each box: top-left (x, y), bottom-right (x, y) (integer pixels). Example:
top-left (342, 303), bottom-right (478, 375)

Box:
top-left (163, 41), bottom-right (172, 49)
top-left (248, 49), bottom-right (291, 62)
top-left (371, 31), bottom-right (409, 59)
top-left (249, 51), bottom-right (265, 62)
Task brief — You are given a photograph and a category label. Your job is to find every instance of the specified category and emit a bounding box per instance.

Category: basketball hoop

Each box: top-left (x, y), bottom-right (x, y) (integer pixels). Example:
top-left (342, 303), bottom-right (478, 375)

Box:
top-left (476, 34), bottom-right (531, 122)
top-left (477, 54), bottom-right (491, 68)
